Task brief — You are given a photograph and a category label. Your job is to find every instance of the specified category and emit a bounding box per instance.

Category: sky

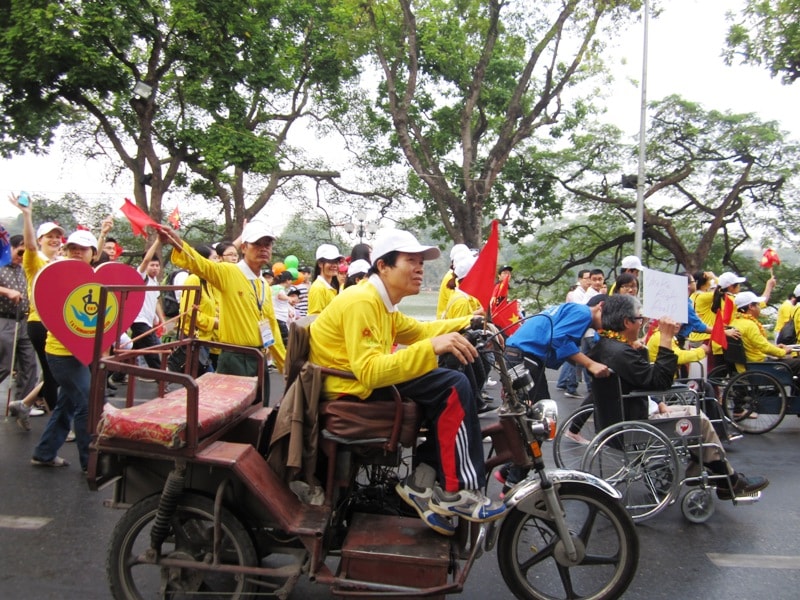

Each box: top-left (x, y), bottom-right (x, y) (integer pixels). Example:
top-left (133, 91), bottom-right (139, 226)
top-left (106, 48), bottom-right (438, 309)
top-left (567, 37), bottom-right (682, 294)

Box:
top-left (0, 0), bottom-right (795, 225)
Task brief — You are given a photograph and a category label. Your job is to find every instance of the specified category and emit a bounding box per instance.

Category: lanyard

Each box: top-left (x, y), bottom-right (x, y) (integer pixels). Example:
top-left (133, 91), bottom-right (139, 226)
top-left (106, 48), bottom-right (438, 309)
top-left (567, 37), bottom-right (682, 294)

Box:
top-left (251, 279), bottom-right (266, 312)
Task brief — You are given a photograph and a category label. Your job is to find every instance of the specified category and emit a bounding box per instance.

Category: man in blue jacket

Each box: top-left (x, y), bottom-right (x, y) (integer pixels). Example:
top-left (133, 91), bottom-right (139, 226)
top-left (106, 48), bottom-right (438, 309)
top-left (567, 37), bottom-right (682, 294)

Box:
top-left (504, 294), bottom-right (610, 402)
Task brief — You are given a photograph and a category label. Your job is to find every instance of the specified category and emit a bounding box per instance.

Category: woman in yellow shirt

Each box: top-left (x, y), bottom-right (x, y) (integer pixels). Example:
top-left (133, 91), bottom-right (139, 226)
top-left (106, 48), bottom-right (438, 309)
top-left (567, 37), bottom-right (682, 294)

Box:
top-left (307, 243), bottom-right (344, 315)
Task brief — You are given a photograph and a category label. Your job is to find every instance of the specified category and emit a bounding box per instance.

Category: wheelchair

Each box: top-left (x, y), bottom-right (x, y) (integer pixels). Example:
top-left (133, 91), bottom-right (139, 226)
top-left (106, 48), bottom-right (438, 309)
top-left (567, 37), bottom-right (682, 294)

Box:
top-left (706, 337), bottom-right (800, 434)
top-left (556, 374), bottom-right (757, 524)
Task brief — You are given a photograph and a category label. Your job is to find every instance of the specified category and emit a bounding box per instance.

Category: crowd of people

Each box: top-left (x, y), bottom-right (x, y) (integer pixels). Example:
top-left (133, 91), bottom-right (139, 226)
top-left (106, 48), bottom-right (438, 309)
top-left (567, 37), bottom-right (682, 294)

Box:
top-left (3, 201), bottom-right (784, 535)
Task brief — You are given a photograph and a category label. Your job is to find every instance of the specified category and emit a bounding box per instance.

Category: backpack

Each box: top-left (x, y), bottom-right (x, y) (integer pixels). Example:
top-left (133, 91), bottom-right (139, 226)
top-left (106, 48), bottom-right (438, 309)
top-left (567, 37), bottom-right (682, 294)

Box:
top-left (161, 269), bottom-right (188, 318)
top-left (777, 308), bottom-right (798, 345)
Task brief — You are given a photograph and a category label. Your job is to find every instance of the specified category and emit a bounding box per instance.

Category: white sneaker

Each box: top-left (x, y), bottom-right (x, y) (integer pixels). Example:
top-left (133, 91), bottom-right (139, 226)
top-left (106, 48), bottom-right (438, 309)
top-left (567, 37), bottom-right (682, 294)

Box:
top-left (395, 481), bottom-right (455, 536)
top-left (485, 377), bottom-right (498, 388)
top-left (429, 487), bottom-right (507, 522)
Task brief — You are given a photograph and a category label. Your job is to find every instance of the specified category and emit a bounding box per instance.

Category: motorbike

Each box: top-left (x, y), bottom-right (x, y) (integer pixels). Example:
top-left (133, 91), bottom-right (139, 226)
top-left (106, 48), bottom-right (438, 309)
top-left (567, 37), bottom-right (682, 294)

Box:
top-left (87, 290), bottom-right (638, 600)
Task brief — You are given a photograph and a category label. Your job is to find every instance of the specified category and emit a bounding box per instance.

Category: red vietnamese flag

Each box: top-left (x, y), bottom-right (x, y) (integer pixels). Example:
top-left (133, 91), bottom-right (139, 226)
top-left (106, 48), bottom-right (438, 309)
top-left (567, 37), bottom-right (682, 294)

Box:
top-left (120, 198), bottom-right (159, 237)
top-left (168, 206), bottom-right (181, 229)
top-left (76, 224), bottom-right (90, 231)
top-left (458, 220), bottom-right (499, 311)
top-left (710, 310), bottom-right (728, 350)
top-left (492, 298), bottom-right (522, 335)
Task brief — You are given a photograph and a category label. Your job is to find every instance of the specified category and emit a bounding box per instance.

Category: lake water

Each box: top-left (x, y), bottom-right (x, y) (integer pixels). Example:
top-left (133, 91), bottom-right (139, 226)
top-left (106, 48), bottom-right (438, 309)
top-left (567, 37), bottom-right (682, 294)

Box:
top-left (398, 291), bottom-right (439, 321)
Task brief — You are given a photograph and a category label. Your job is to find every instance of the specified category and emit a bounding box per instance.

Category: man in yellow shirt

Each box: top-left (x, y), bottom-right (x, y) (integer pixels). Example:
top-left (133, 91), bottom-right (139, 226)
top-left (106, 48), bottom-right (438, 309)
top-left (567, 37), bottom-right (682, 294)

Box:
top-left (731, 291), bottom-right (800, 374)
top-left (435, 243), bottom-right (469, 319)
top-left (773, 285), bottom-right (800, 342)
top-left (158, 222), bottom-right (285, 403)
top-left (309, 229), bottom-right (506, 535)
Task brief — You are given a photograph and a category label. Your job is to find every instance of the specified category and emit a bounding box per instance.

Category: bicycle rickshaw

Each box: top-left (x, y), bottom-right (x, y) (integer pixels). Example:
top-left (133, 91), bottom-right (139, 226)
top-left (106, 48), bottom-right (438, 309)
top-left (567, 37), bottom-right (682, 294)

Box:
top-left (707, 338), bottom-right (800, 434)
top-left (554, 373), bottom-right (761, 524)
top-left (85, 284), bottom-right (639, 600)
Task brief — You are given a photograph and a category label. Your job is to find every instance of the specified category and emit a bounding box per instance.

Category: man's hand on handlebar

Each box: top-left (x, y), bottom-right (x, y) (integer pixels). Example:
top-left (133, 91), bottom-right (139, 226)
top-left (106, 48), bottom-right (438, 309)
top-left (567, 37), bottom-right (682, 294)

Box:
top-left (432, 332), bottom-right (478, 365)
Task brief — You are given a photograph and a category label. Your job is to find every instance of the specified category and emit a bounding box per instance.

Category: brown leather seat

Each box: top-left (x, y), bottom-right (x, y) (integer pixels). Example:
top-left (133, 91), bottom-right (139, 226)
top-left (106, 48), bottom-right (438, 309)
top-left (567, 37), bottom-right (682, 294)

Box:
top-left (320, 396), bottom-right (421, 448)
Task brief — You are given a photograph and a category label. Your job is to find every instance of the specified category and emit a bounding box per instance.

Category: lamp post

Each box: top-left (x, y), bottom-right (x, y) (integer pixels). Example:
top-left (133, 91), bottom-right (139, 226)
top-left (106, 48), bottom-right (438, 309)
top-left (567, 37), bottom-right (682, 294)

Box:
top-left (344, 209), bottom-right (378, 244)
top-left (634, 0), bottom-right (649, 258)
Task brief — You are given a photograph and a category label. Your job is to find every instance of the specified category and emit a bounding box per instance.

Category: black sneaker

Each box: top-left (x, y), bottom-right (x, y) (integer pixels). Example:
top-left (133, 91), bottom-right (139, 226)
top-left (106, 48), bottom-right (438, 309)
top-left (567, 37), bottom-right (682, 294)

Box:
top-left (717, 473), bottom-right (769, 500)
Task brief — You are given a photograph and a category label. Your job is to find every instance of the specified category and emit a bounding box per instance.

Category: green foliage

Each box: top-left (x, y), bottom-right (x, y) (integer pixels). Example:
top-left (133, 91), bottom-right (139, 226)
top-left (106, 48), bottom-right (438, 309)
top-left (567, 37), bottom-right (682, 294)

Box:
top-left (725, 0), bottom-right (800, 84)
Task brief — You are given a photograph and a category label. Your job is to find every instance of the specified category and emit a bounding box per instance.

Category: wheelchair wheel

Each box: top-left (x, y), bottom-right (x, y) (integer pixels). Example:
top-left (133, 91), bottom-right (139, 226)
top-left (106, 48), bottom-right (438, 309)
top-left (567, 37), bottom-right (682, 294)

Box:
top-left (681, 488), bottom-right (715, 524)
top-left (581, 421), bottom-right (680, 522)
top-left (722, 370), bottom-right (787, 434)
top-left (552, 405), bottom-right (596, 470)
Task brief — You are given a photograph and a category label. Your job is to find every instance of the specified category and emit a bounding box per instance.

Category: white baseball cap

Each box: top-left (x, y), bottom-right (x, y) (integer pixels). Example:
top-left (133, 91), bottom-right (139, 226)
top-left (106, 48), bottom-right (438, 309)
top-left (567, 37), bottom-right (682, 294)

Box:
top-left (36, 222), bottom-right (65, 239)
top-left (621, 255), bottom-right (644, 270)
top-left (734, 291), bottom-right (765, 309)
top-left (718, 272), bottom-right (746, 289)
top-left (793, 284), bottom-right (800, 298)
top-left (66, 230), bottom-right (98, 249)
top-left (453, 253), bottom-right (478, 279)
top-left (241, 221), bottom-right (276, 244)
top-left (347, 259), bottom-right (371, 277)
top-left (315, 243), bottom-right (344, 261)
top-left (449, 243), bottom-right (469, 261)
top-left (371, 229), bottom-right (440, 265)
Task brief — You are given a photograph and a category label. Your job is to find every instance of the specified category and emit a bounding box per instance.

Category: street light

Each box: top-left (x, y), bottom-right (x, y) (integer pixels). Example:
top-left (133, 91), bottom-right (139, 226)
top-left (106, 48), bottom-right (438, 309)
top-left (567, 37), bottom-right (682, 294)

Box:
top-left (344, 209), bottom-right (378, 244)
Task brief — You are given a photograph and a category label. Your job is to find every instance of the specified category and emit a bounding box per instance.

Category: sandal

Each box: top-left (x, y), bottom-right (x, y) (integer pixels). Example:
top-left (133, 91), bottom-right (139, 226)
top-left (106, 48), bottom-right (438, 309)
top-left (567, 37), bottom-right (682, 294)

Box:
top-left (31, 456), bottom-right (70, 467)
top-left (733, 411), bottom-right (759, 420)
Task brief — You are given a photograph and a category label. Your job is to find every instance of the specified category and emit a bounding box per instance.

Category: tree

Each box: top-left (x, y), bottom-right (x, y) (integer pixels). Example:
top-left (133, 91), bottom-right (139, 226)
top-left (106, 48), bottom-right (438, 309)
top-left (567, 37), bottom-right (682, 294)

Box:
top-left (348, 0), bottom-right (641, 247)
top-left (0, 1), bottom-right (363, 239)
top-left (512, 95), bottom-right (800, 308)
top-left (725, 0), bottom-right (800, 84)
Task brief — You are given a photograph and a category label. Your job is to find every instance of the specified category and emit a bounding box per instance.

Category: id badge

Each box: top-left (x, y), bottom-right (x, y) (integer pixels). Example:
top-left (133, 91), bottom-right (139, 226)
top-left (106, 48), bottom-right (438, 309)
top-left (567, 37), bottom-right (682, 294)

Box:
top-left (259, 319), bottom-right (275, 348)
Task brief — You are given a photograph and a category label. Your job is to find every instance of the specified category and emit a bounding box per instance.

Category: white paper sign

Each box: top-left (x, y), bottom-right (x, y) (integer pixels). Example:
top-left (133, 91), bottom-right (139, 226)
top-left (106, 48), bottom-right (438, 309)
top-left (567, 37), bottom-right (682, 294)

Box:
top-left (641, 269), bottom-right (689, 323)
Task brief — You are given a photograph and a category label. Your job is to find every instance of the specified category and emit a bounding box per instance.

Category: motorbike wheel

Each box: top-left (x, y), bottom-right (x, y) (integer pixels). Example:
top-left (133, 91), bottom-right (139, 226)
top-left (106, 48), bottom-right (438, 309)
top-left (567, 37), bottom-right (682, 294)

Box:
top-left (497, 482), bottom-right (638, 600)
top-left (107, 492), bottom-right (258, 600)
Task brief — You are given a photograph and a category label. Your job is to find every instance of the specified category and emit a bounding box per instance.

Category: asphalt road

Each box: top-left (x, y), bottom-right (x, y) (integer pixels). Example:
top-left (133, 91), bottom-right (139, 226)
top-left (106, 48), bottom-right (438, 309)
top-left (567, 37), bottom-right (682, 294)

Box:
top-left (1, 370), bottom-right (799, 599)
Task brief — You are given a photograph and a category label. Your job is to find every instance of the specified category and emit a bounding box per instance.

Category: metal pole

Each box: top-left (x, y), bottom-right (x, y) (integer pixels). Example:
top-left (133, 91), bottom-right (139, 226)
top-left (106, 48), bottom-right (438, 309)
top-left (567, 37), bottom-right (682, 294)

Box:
top-left (634, 0), bottom-right (649, 258)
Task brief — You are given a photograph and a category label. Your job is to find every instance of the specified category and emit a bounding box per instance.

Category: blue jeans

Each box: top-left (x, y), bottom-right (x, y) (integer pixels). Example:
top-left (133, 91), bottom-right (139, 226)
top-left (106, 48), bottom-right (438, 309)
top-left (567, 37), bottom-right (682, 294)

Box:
top-left (556, 361), bottom-right (577, 393)
top-left (33, 354), bottom-right (91, 470)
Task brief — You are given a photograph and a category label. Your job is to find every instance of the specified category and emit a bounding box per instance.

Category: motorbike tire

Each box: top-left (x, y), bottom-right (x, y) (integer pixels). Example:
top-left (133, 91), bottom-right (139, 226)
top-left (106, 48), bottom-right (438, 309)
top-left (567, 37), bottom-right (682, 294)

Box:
top-left (497, 482), bottom-right (638, 600)
top-left (107, 492), bottom-right (258, 600)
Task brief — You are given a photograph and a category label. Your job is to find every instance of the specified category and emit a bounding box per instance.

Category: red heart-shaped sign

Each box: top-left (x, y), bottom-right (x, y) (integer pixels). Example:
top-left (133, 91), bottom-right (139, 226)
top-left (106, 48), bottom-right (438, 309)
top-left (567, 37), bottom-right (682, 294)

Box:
top-left (34, 260), bottom-right (146, 365)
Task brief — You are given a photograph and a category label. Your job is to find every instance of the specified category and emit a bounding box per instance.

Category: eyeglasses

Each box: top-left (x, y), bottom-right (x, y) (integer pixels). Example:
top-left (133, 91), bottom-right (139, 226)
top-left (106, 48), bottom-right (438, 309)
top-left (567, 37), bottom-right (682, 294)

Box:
top-left (629, 316), bottom-right (646, 321)
top-left (249, 239), bottom-right (273, 249)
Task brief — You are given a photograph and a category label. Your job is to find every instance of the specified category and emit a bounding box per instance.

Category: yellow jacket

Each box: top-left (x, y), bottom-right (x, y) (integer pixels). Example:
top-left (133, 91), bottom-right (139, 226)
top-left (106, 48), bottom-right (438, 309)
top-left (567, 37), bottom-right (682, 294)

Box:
top-left (309, 275), bottom-right (472, 400)
top-left (730, 312), bottom-right (786, 369)
top-left (179, 274), bottom-right (216, 341)
top-left (774, 299), bottom-right (796, 339)
top-left (441, 288), bottom-right (481, 320)
top-left (436, 269), bottom-right (456, 319)
top-left (171, 243), bottom-right (285, 372)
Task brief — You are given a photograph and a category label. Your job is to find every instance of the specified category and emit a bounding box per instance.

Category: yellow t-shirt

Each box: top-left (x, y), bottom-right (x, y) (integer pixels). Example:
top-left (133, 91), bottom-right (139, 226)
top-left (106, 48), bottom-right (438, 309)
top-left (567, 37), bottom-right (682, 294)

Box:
top-left (436, 269), bottom-right (456, 320)
top-left (179, 274), bottom-right (216, 341)
top-left (307, 276), bottom-right (337, 315)
top-left (774, 299), bottom-right (796, 339)
top-left (171, 243), bottom-right (285, 372)
top-left (688, 290), bottom-right (714, 343)
top-left (309, 275), bottom-right (472, 400)
top-left (441, 289), bottom-right (481, 320)
top-left (23, 249), bottom-right (50, 323)
top-left (647, 331), bottom-right (706, 365)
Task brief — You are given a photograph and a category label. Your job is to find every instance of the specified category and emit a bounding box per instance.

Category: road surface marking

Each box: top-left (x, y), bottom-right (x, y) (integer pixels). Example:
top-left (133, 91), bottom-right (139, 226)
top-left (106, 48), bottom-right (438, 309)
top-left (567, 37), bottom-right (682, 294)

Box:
top-left (707, 553), bottom-right (800, 570)
top-left (0, 515), bottom-right (52, 530)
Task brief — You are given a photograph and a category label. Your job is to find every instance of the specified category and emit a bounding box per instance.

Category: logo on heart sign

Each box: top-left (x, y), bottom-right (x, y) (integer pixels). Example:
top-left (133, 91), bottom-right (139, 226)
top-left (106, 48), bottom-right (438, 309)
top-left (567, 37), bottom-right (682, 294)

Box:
top-left (34, 260), bottom-right (146, 365)
top-left (675, 418), bottom-right (692, 437)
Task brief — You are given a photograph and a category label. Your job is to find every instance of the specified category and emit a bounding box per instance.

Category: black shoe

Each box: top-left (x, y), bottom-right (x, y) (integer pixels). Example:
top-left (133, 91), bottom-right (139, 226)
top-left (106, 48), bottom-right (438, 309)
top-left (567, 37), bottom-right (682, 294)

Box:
top-left (717, 473), bottom-right (769, 500)
top-left (477, 400), bottom-right (495, 414)
top-left (106, 381), bottom-right (118, 391)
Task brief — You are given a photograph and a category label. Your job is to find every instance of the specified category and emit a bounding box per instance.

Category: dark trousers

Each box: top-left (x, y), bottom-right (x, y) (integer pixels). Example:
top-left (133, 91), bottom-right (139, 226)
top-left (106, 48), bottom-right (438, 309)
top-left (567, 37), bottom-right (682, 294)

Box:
top-left (373, 368), bottom-right (485, 492)
top-left (130, 322), bottom-right (162, 369)
top-left (217, 349), bottom-right (270, 406)
top-left (27, 320), bottom-right (58, 410)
